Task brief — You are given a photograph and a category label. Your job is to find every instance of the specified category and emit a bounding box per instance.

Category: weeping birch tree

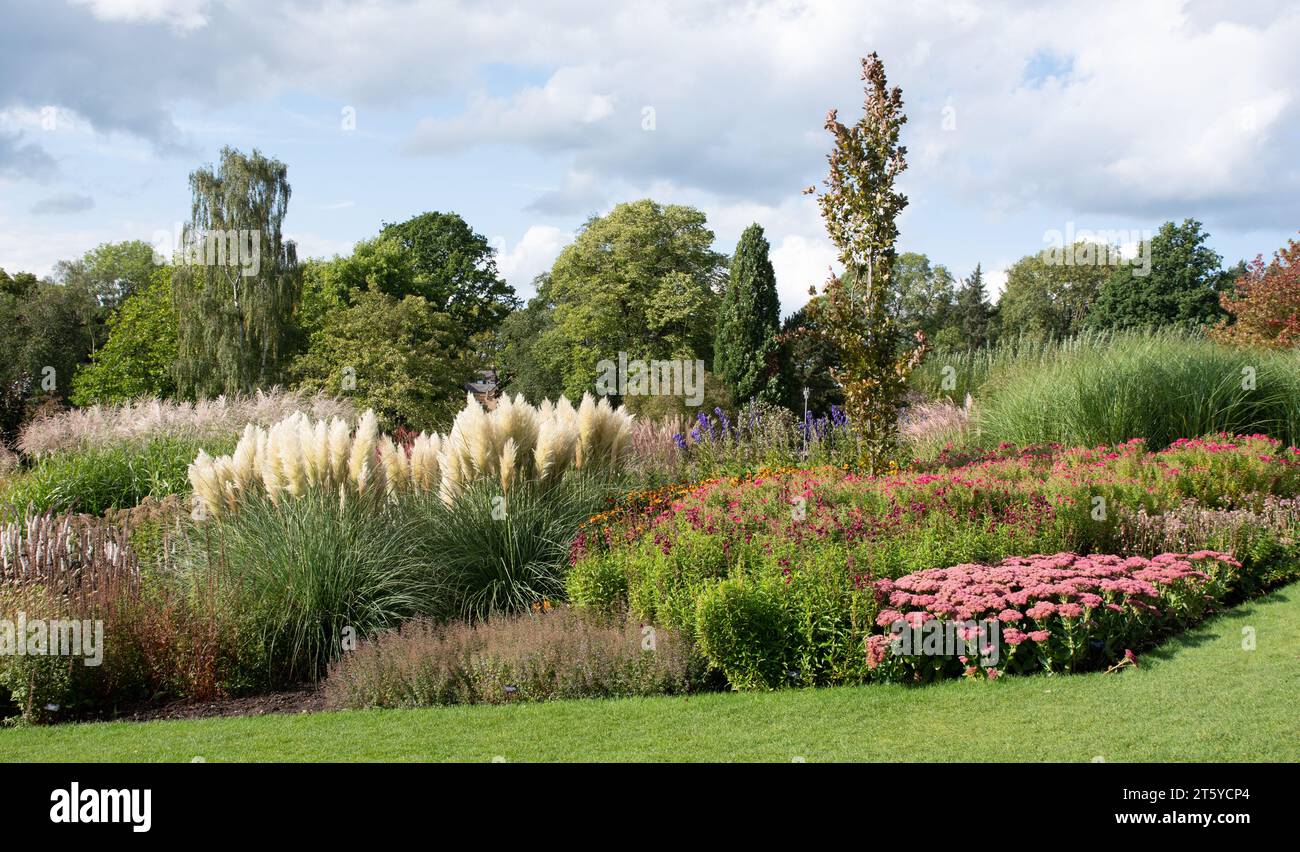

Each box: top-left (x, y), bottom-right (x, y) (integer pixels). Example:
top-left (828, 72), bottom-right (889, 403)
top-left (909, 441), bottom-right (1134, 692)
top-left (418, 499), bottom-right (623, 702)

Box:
top-left (173, 147), bottom-right (301, 397)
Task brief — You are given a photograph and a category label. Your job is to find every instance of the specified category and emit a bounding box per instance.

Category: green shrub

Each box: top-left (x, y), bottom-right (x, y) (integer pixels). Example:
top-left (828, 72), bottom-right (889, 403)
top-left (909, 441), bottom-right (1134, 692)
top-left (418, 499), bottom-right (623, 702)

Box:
top-left (323, 607), bottom-right (701, 709)
top-left (694, 578), bottom-right (798, 690)
top-left (565, 553), bottom-right (628, 618)
top-left (2, 435), bottom-right (234, 516)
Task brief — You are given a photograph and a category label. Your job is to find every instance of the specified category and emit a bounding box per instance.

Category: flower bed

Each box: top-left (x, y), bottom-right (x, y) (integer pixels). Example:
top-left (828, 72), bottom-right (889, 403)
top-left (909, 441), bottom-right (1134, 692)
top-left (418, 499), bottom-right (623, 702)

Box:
top-left (869, 551), bottom-right (1238, 682)
top-left (568, 434), bottom-right (1300, 689)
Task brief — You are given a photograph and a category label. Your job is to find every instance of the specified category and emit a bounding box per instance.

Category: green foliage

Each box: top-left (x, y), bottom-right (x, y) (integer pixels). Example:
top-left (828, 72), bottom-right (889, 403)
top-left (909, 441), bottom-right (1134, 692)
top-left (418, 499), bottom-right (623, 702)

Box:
top-left (378, 211), bottom-right (518, 349)
top-left (70, 267), bottom-right (178, 405)
top-left (972, 330), bottom-right (1300, 449)
top-left (405, 476), bottom-right (615, 622)
top-left (173, 146), bottom-right (302, 397)
top-left (954, 263), bottom-right (993, 349)
top-left (714, 224), bottom-right (783, 405)
top-left (694, 577), bottom-right (797, 690)
top-left (1, 435), bottom-right (234, 516)
top-left (53, 240), bottom-right (158, 310)
top-left (997, 245), bottom-right (1109, 340)
top-left (891, 252), bottom-right (958, 345)
top-left (291, 286), bottom-right (468, 432)
top-left (1087, 219), bottom-right (1231, 332)
top-left (495, 279), bottom-right (568, 403)
top-left (565, 553), bottom-right (629, 618)
top-left (179, 491), bottom-right (440, 685)
top-left (0, 276), bottom-right (100, 407)
top-left (523, 200), bottom-right (726, 401)
top-left (778, 301), bottom-right (843, 414)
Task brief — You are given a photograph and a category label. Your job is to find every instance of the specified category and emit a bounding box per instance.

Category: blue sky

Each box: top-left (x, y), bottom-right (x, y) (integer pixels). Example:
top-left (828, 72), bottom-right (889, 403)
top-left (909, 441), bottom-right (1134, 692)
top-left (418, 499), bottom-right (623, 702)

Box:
top-left (1, 0), bottom-right (1297, 316)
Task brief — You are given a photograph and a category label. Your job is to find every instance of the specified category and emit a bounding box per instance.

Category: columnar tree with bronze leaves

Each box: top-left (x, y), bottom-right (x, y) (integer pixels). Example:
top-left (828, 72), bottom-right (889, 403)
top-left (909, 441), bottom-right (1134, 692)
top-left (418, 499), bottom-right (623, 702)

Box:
top-left (807, 53), bottom-right (925, 472)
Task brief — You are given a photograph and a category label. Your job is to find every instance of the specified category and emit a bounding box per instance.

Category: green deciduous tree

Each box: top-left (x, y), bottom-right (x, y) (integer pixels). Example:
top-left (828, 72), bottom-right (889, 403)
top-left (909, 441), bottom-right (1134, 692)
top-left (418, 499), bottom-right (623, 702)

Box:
top-left (70, 267), bottom-right (178, 405)
top-left (1087, 219), bottom-right (1231, 332)
top-left (378, 211), bottom-right (518, 348)
top-left (173, 147), bottom-right (301, 398)
top-left (890, 252), bottom-right (958, 347)
top-left (54, 240), bottom-right (158, 309)
top-left (291, 286), bottom-right (468, 432)
top-left (714, 223), bottom-right (783, 405)
top-left (529, 199), bottom-right (726, 400)
top-left (998, 245), bottom-right (1110, 341)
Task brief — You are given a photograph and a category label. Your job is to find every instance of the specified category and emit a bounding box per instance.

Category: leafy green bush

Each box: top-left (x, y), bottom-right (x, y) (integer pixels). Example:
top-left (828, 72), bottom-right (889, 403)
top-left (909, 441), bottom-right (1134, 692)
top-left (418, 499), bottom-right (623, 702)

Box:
top-left (323, 607), bottom-right (701, 709)
top-left (2, 436), bottom-right (234, 516)
top-left (565, 552), bottom-right (628, 618)
top-left (693, 578), bottom-right (797, 690)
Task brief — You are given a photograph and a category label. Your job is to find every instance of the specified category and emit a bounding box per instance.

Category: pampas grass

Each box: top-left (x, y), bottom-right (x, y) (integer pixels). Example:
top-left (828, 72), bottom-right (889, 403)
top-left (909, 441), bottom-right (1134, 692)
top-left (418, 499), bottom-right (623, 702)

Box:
top-left (189, 392), bottom-right (635, 518)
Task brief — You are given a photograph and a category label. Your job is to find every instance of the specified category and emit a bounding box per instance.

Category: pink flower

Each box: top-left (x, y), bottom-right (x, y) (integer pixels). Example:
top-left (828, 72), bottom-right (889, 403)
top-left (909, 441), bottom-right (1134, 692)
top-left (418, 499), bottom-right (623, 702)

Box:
top-left (1028, 630), bottom-right (1050, 642)
top-left (1026, 602), bottom-right (1056, 620)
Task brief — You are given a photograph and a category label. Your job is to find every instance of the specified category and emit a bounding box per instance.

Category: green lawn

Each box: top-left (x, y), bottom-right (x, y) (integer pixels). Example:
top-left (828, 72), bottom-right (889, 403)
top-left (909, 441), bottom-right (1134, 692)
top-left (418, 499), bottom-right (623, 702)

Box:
top-left (4, 583), bottom-right (1298, 762)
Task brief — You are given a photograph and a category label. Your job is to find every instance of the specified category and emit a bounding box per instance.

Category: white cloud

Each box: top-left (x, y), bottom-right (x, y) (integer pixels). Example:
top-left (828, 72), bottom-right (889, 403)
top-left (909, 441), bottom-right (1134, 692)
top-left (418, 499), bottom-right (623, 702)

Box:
top-left (494, 225), bottom-right (573, 295)
top-left (69, 0), bottom-right (212, 31)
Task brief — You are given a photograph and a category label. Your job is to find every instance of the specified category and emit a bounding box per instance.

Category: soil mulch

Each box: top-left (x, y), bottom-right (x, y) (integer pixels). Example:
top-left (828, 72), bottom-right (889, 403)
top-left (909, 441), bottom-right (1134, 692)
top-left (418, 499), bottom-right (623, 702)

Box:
top-left (114, 687), bottom-right (328, 723)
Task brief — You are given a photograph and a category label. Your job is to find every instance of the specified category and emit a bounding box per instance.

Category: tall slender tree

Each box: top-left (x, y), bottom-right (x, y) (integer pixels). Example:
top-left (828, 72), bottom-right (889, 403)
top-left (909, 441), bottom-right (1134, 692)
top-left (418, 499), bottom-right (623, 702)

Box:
top-left (807, 53), bottom-right (924, 471)
top-left (714, 223), bottom-right (783, 404)
top-left (173, 147), bottom-right (301, 397)
top-left (955, 263), bottom-right (992, 349)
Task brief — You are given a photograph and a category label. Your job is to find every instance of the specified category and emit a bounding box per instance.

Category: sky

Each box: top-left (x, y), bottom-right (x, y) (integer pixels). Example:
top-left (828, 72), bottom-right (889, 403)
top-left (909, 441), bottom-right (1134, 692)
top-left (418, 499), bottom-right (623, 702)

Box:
top-left (0, 0), bottom-right (1297, 317)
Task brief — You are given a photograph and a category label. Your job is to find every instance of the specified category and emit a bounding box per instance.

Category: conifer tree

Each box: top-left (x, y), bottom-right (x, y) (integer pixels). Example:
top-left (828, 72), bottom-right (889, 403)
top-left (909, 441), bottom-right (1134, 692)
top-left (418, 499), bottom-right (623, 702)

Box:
top-left (714, 223), bottom-right (783, 404)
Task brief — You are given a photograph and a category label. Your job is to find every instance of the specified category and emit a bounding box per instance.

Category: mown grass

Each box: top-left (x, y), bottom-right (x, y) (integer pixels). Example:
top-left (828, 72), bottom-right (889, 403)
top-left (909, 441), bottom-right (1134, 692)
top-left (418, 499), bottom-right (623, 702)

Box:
top-left (3, 581), bottom-right (1296, 762)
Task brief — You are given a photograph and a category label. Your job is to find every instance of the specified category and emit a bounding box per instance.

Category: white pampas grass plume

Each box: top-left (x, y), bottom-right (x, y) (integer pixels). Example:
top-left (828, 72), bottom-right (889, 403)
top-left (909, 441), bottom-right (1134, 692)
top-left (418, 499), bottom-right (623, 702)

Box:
top-left (575, 393), bottom-right (600, 469)
top-left (230, 424), bottom-right (258, 494)
top-left (378, 436), bottom-right (409, 498)
top-left (327, 417), bottom-right (351, 488)
top-left (410, 432), bottom-right (442, 493)
top-left (188, 450), bottom-right (223, 519)
top-left (533, 414), bottom-right (576, 488)
top-left (348, 410), bottom-right (380, 496)
top-left (256, 427), bottom-right (283, 504)
top-left (499, 437), bottom-right (518, 493)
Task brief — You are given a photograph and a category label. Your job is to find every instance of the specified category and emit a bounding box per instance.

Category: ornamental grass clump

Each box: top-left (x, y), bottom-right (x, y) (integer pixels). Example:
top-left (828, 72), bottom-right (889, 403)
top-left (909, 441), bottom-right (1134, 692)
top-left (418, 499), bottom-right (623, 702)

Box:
top-left (323, 606), bottom-right (700, 709)
top-left (188, 392), bottom-right (634, 518)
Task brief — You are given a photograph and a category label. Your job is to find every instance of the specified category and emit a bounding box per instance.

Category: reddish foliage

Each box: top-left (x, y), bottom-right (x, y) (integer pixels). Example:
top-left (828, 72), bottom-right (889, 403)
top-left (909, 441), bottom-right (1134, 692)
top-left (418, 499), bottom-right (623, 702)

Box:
top-left (1214, 234), bottom-right (1300, 348)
